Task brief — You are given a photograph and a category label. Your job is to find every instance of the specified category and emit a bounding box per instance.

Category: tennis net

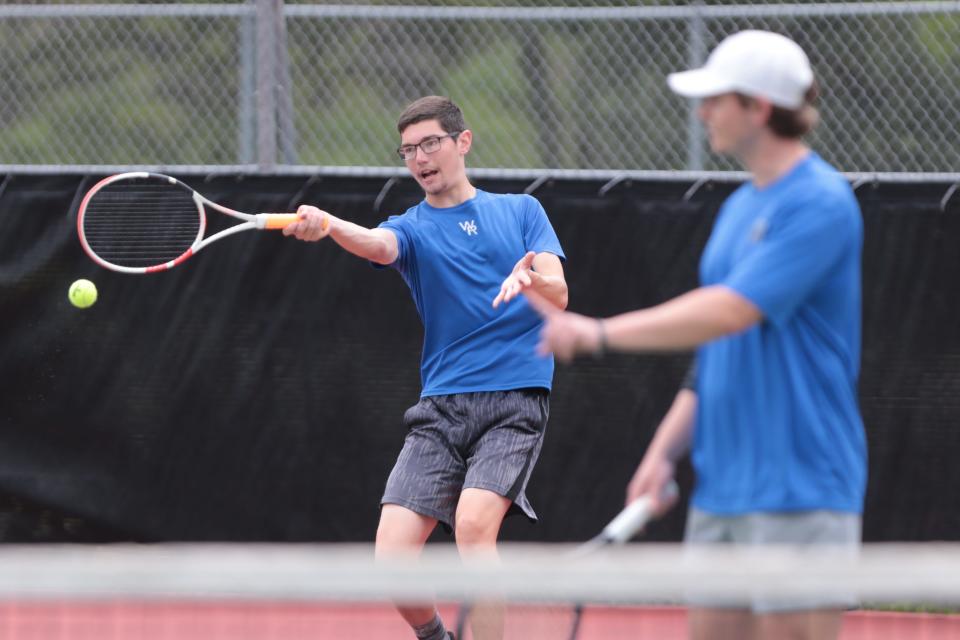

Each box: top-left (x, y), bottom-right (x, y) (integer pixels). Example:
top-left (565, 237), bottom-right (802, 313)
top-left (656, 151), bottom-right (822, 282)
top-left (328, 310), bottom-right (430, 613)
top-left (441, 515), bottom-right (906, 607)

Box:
top-left (0, 543), bottom-right (957, 639)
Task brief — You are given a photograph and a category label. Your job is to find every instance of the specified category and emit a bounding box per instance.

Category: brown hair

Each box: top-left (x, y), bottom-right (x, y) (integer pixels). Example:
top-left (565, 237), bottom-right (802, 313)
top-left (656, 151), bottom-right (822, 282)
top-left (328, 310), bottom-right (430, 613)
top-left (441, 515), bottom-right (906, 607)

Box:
top-left (736, 81), bottom-right (820, 139)
top-left (397, 96), bottom-right (467, 135)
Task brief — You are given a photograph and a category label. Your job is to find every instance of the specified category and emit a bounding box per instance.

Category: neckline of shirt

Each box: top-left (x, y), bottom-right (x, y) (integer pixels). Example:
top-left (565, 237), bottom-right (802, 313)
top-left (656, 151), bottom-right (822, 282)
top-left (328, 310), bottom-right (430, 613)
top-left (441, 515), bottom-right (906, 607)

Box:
top-left (420, 189), bottom-right (488, 214)
top-left (749, 151), bottom-right (818, 195)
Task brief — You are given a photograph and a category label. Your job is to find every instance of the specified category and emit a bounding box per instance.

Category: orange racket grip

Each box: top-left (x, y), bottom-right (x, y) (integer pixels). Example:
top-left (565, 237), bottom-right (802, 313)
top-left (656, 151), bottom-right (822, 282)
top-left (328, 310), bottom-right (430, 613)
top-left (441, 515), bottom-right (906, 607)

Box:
top-left (260, 213), bottom-right (300, 230)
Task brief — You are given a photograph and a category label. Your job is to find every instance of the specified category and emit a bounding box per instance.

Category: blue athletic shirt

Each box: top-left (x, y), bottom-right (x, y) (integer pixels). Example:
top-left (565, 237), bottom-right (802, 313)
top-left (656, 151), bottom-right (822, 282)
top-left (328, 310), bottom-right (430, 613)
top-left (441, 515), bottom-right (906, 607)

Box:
top-left (378, 190), bottom-right (565, 397)
top-left (692, 153), bottom-right (867, 515)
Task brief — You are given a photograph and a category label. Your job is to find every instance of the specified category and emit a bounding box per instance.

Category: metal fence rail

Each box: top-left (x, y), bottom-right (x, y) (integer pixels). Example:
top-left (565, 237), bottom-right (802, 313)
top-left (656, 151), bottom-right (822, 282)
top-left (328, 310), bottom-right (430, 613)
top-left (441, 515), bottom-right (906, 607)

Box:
top-left (2, 1), bottom-right (958, 173)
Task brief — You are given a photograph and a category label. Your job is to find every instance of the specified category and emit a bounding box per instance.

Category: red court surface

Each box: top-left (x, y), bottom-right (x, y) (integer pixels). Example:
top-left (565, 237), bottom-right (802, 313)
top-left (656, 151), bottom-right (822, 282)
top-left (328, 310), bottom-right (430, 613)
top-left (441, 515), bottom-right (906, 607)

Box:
top-left (0, 602), bottom-right (957, 639)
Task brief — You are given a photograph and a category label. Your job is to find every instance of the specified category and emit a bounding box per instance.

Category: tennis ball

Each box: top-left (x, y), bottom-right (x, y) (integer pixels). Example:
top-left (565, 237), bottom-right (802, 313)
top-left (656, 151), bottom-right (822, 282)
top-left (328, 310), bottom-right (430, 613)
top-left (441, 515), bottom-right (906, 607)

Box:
top-left (68, 279), bottom-right (98, 309)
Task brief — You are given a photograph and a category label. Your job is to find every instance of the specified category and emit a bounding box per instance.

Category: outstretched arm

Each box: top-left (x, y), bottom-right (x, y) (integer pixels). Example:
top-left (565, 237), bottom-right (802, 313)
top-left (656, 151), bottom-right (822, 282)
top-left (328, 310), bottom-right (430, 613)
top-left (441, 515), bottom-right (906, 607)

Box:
top-left (283, 205), bottom-right (398, 265)
top-left (493, 251), bottom-right (568, 310)
top-left (526, 285), bottom-right (761, 360)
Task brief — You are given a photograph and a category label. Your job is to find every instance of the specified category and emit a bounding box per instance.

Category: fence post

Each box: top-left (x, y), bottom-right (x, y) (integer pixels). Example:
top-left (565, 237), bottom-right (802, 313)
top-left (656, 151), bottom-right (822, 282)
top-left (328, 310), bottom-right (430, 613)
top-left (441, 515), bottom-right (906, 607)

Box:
top-left (685, 3), bottom-right (707, 171)
top-left (238, 1), bottom-right (256, 164)
top-left (275, 2), bottom-right (297, 165)
top-left (255, 0), bottom-right (280, 170)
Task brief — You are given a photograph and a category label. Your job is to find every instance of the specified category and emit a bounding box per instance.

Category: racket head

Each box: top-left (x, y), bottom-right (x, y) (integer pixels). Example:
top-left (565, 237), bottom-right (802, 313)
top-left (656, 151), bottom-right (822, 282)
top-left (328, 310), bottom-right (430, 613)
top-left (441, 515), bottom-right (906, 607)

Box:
top-left (77, 172), bottom-right (206, 274)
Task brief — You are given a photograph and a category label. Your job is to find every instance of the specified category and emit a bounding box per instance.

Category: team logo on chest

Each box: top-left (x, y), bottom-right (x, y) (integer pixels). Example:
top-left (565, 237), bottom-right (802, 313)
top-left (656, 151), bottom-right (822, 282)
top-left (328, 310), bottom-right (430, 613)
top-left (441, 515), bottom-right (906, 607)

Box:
top-left (458, 220), bottom-right (478, 236)
top-left (749, 217), bottom-right (769, 243)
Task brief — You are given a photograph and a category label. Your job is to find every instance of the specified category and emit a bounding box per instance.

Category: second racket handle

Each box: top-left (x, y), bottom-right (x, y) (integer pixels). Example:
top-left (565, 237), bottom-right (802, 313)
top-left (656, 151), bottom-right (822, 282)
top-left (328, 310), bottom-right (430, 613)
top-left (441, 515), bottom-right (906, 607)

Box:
top-left (601, 480), bottom-right (679, 543)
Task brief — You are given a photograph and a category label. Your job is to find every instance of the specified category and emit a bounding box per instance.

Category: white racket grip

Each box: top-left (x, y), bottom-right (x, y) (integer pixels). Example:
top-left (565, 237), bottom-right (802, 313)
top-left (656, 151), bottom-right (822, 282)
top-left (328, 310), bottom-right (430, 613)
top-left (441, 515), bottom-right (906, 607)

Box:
top-left (601, 480), bottom-right (679, 543)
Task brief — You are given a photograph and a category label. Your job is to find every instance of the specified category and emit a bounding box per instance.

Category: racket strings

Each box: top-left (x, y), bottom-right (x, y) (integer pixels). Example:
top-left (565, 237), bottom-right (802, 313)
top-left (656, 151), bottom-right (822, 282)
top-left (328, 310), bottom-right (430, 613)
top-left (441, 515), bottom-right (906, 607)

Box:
top-left (82, 179), bottom-right (202, 268)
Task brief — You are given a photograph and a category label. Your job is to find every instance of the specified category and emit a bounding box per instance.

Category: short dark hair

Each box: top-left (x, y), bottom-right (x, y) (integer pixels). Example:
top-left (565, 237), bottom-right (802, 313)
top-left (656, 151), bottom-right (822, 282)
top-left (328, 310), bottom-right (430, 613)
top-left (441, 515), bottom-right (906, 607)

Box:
top-left (736, 81), bottom-right (820, 139)
top-left (397, 96), bottom-right (467, 135)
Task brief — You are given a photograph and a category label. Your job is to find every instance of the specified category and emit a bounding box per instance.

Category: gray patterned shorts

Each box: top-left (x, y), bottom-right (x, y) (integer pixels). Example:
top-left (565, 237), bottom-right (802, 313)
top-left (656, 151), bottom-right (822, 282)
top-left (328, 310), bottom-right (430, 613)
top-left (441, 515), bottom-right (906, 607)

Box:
top-left (381, 388), bottom-right (549, 531)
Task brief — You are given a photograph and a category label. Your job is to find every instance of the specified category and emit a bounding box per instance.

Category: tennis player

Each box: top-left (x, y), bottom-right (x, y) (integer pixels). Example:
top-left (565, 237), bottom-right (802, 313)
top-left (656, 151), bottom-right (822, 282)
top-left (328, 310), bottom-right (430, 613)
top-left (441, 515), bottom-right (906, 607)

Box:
top-left (528, 31), bottom-right (866, 640)
top-left (283, 96), bottom-right (567, 640)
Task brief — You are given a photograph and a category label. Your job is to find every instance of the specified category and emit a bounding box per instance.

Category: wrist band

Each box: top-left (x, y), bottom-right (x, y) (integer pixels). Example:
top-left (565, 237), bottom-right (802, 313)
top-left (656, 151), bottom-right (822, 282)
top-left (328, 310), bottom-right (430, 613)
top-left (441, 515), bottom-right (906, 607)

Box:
top-left (596, 319), bottom-right (608, 356)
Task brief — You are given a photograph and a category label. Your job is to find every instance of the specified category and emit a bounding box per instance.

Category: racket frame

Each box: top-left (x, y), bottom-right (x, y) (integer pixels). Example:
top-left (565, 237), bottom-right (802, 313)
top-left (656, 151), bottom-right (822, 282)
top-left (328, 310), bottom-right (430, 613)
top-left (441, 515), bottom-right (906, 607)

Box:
top-left (456, 482), bottom-right (680, 640)
top-left (77, 171), bottom-right (298, 274)
top-left (566, 480), bottom-right (679, 640)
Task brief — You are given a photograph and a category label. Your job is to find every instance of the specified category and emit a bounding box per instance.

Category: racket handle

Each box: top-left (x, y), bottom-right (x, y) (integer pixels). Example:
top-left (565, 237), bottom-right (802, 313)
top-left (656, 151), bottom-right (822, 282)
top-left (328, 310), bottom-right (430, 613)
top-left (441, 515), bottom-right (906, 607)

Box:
top-left (601, 480), bottom-right (679, 543)
top-left (257, 213), bottom-right (299, 230)
top-left (256, 212), bottom-right (331, 231)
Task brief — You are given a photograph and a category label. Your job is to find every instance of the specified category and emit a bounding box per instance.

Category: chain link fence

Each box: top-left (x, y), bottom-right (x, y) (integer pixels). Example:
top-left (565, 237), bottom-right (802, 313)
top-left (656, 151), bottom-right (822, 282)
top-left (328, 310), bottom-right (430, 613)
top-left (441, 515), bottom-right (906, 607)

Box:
top-left (1, 0), bottom-right (958, 173)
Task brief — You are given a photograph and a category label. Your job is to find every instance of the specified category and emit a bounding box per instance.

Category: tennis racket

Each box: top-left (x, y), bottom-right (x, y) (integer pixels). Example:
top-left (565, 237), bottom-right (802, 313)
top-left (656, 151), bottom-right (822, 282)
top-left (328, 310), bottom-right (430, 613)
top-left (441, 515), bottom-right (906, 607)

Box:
top-left (77, 172), bottom-right (324, 274)
top-left (453, 481), bottom-right (678, 640)
top-left (565, 480), bottom-right (679, 640)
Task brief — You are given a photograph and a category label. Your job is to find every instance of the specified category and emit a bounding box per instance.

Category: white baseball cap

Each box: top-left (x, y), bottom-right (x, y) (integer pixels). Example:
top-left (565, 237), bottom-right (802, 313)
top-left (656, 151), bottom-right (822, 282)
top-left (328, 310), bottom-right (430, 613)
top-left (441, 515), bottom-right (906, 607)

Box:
top-left (667, 30), bottom-right (814, 109)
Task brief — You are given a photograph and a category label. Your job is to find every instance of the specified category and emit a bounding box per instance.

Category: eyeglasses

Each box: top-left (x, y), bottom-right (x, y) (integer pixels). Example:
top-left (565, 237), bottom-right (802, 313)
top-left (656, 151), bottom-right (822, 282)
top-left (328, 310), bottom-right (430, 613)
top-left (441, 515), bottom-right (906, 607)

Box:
top-left (396, 131), bottom-right (462, 161)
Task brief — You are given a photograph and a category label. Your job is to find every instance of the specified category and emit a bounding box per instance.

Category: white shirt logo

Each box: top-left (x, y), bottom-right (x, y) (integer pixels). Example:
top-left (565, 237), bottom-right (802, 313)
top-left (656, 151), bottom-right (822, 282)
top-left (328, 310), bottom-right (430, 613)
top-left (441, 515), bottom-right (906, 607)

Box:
top-left (459, 220), bottom-right (478, 236)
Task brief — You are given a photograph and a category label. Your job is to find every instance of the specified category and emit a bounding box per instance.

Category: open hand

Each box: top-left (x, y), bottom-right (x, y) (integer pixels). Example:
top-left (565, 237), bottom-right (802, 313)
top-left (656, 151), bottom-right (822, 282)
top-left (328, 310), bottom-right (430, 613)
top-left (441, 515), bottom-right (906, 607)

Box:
top-left (492, 251), bottom-right (538, 308)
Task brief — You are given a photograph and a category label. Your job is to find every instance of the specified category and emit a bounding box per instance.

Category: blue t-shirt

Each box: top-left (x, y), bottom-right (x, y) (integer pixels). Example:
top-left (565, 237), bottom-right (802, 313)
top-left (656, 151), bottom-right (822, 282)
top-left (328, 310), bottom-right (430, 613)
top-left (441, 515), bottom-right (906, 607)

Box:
top-left (692, 153), bottom-right (867, 514)
top-left (378, 190), bottom-right (565, 397)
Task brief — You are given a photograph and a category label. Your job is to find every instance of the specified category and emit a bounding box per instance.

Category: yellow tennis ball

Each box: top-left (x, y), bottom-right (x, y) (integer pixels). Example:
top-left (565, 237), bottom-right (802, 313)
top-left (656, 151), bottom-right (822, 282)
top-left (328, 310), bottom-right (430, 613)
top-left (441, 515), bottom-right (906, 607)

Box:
top-left (68, 279), bottom-right (98, 309)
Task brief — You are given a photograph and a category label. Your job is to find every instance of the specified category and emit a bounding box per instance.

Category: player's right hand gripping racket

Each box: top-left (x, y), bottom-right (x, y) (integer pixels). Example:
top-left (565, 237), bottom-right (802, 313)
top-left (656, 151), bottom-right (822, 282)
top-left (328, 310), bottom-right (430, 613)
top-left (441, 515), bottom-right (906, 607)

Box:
top-left (77, 172), bottom-right (324, 274)
top-left (566, 480), bottom-right (680, 640)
